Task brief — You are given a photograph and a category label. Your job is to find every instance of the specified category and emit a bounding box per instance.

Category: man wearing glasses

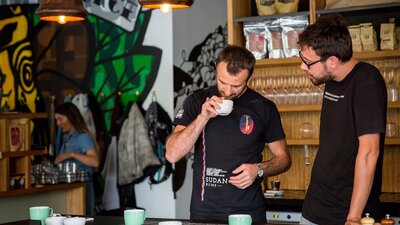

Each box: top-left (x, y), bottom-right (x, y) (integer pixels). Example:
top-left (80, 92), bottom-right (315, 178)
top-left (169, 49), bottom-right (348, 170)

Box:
top-left (298, 14), bottom-right (387, 225)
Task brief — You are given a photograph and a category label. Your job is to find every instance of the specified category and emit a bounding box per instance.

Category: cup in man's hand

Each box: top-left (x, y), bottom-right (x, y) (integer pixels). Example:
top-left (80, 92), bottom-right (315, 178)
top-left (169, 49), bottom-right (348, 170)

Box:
top-left (216, 100), bottom-right (233, 116)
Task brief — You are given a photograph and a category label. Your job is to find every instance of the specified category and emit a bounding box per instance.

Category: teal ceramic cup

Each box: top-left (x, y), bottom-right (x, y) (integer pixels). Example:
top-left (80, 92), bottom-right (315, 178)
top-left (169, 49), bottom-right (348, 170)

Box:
top-left (124, 209), bottom-right (146, 225)
top-left (228, 214), bottom-right (252, 225)
top-left (29, 206), bottom-right (53, 225)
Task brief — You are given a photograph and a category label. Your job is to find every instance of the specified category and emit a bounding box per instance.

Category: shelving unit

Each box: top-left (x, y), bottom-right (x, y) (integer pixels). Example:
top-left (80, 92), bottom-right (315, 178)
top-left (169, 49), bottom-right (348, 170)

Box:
top-left (0, 113), bottom-right (48, 194)
top-left (227, 0), bottom-right (400, 193)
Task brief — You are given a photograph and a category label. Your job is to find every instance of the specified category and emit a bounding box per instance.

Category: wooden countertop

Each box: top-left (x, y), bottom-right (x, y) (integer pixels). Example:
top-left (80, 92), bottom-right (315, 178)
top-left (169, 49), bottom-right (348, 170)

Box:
top-left (0, 182), bottom-right (85, 198)
top-left (264, 190), bottom-right (400, 203)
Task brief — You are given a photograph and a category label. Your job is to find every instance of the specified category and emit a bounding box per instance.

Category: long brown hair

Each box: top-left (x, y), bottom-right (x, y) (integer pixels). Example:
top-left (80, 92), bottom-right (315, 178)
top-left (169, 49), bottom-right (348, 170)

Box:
top-left (55, 102), bottom-right (90, 133)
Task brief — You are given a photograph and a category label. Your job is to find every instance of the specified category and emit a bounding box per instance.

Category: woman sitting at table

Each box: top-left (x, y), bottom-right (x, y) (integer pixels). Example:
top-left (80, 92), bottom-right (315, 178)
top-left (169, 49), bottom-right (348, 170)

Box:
top-left (55, 102), bottom-right (100, 216)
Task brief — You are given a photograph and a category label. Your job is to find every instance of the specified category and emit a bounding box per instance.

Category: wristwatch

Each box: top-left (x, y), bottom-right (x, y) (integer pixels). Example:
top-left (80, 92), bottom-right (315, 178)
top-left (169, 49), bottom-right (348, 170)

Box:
top-left (256, 163), bottom-right (264, 177)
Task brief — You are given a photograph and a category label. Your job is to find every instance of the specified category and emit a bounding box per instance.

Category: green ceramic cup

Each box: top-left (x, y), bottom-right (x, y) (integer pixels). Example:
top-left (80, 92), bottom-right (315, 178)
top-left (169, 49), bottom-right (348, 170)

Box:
top-left (29, 206), bottom-right (53, 225)
top-left (228, 214), bottom-right (252, 225)
top-left (124, 209), bottom-right (146, 225)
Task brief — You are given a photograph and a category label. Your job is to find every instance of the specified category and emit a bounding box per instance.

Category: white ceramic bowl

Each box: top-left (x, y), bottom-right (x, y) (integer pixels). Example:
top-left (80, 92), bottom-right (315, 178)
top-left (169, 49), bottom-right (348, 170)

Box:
top-left (63, 217), bottom-right (86, 225)
top-left (158, 221), bottom-right (182, 225)
top-left (45, 216), bottom-right (66, 225)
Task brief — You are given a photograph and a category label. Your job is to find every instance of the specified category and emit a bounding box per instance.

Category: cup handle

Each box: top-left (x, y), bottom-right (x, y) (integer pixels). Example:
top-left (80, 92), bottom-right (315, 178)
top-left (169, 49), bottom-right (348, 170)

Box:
top-left (144, 213), bottom-right (147, 220)
top-left (49, 208), bottom-right (53, 216)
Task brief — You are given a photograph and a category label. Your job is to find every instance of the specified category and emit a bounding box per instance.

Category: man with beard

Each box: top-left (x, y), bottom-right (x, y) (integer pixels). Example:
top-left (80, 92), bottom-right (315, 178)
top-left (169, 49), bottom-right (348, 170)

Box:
top-left (298, 14), bottom-right (387, 225)
top-left (166, 44), bottom-right (291, 223)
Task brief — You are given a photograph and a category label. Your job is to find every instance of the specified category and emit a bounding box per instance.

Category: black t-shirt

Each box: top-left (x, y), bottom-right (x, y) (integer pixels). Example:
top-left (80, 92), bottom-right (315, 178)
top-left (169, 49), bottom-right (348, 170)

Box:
top-left (173, 86), bottom-right (285, 223)
top-left (302, 62), bottom-right (387, 225)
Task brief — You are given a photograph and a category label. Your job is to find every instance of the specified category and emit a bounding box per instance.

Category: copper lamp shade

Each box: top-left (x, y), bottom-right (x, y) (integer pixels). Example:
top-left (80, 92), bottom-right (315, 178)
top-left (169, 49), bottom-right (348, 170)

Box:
top-left (36, 0), bottom-right (88, 24)
top-left (139, 0), bottom-right (194, 10)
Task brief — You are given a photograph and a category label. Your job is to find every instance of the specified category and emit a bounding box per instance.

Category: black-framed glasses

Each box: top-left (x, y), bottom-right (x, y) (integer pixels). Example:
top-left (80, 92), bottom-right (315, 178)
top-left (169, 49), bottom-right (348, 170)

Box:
top-left (299, 51), bottom-right (327, 69)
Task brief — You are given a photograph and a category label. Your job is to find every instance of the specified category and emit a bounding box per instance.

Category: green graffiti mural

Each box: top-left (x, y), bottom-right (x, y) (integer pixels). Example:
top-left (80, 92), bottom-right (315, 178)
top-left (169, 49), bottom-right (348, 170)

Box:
top-left (0, 4), bottom-right (161, 136)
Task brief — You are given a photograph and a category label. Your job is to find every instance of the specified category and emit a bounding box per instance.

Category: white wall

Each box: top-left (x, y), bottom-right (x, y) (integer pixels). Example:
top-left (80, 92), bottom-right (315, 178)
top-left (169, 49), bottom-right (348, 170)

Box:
top-left (0, 191), bottom-right (67, 223)
top-left (134, 9), bottom-right (176, 219)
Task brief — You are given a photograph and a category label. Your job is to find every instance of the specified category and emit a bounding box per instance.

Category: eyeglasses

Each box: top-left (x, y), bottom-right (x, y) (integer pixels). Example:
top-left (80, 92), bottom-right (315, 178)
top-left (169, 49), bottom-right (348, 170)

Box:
top-left (299, 51), bottom-right (327, 69)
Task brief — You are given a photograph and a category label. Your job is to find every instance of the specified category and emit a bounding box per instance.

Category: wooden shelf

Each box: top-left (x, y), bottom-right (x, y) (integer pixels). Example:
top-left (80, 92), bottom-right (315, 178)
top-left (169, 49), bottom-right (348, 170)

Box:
top-left (0, 113), bottom-right (49, 193)
top-left (0, 113), bottom-right (47, 119)
top-left (278, 104), bottom-right (321, 112)
top-left (0, 182), bottom-right (84, 198)
top-left (0, 149), bottom-right (47, 159)
top-left (254, 50), bottom-right (400, 67)
top-left (286, 138), bottom-right (399, 146)
top-left (277, 101), bottom-right (400, 112)
top-left (286, 139), bottom-right (319, 145)
top-left (265, 190), bottom-right (400, 203)
top-left (316, 2), bottom-right (400, 15)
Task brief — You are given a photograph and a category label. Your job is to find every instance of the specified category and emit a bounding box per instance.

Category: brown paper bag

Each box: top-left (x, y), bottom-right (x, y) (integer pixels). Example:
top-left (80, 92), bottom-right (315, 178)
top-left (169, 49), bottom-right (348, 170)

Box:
top-left (380, 23), bottom-right (397, 50)
top-left (360, 23), bottom-right (378, 52)
top-left (348, 25), bottom-right (363, 52)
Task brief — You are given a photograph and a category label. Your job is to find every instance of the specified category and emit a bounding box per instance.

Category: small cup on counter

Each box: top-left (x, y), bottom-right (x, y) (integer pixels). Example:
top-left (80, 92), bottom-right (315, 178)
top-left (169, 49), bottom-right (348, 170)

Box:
top-left (29, 206), bottom-right (53, 225)
top-left (228, 214), bottom-right (252, 225)
top-left (124, 209), bottom-right (146, 225)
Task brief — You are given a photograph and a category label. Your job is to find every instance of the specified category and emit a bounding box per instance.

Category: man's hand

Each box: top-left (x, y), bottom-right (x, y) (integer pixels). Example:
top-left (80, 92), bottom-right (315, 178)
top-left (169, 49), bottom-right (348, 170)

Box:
top-left (228, 163), bottom-right (259, 189)
top-left (200, 96), bottom-right (223, 119)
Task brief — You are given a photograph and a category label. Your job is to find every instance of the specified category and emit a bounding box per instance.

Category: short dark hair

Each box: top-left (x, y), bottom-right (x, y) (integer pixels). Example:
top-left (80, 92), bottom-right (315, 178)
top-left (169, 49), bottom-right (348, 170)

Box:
top-left (215, 44), bottom-right (256, 78)
top-left (55, 102), bottom-right (89, 133)
top-left (298, 14), bottom-right (352, 62)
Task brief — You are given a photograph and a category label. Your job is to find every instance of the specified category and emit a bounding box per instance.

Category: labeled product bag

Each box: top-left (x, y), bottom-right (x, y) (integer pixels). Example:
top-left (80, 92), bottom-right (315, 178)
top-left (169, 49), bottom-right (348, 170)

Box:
top-left (360, 23), bottom-right (378, 52)
top-left (244, 22), bottom-right (267, 59)
top-left (380, 23), bottom-right (397, 50)
top-left (281, 15), bottom-right (308, 57)
top-left (265, 19), bottom-right (285, 59)
top-left (8, 118), bottom-right (29, 151)
top-left (396, 26), bottom-right (400, 50)
top-left (255, 0), bottom-right (276, 16)
top-left (348, 25), bottom-right (363, 52)
top-left (275, 0), bottom-right (299, 14)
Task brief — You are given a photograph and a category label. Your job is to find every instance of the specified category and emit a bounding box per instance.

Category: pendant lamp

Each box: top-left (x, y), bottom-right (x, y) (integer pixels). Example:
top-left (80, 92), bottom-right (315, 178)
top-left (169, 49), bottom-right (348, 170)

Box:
top-left (139, 0), bottom-right (194, 12)
top-left (36, 0), bottom-right (88, 24)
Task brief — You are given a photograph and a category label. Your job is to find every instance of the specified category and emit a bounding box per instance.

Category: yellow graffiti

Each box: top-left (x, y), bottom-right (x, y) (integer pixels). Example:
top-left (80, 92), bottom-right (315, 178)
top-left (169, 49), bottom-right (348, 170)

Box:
top-left (0, 6), bottom-right (36, 112)
top-left (0, 15), bottom-right (28, 49)
top-left (0, 51), bottom-right (15, 109)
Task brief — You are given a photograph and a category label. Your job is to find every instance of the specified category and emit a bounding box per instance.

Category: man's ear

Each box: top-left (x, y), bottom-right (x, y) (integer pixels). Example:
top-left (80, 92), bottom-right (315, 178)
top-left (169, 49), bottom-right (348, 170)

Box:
top-left (326, 55), bottom-right (340, 69)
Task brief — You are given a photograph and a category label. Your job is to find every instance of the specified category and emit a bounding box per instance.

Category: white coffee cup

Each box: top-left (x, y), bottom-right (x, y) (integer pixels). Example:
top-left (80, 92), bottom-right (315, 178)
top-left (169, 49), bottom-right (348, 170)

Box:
top-left (159, 221), bottom-right (183, 225)
top-left (216, 100), bottom-right (233, 116)
top-left (45, 216), bottom-right (66, 225)
top-left (63, 217), bottom-right (86, 225)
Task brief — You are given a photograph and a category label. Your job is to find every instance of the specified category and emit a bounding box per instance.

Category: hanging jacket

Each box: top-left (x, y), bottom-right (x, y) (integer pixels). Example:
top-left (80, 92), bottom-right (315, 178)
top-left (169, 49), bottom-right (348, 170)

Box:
top-left (118, 103), bottom-right (160, 185)
top-left (144, 101), bottom-right (173, 184)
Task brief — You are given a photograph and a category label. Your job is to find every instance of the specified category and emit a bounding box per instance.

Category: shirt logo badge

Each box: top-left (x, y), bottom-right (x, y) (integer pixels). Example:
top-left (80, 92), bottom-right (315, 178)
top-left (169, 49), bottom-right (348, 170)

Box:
top-left (175, 107), bottom-right (184, 119)
top-left (240, 115), bottom-right (254, 135)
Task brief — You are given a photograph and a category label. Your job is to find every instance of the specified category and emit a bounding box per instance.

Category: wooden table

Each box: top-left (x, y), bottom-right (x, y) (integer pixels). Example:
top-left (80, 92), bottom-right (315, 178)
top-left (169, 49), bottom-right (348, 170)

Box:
top-left (0, 183), bottom-right (86, 216)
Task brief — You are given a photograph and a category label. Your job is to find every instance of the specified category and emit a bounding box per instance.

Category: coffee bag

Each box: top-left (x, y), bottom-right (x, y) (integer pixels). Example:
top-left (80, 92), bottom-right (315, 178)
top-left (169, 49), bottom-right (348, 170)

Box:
top-left (380, 23), bottom-right (397, 50)
top-left (360, 23), bottom-right (378, 52)
top-left (348, 25), bottom-right (363, 52)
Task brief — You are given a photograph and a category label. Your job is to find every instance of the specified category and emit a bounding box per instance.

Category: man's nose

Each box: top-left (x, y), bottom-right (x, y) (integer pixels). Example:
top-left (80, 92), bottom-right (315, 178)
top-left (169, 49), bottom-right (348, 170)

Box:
top-left (223, 86), bottom-right (233, 96)
top-left (300, 62), bottom-right (308, 71)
